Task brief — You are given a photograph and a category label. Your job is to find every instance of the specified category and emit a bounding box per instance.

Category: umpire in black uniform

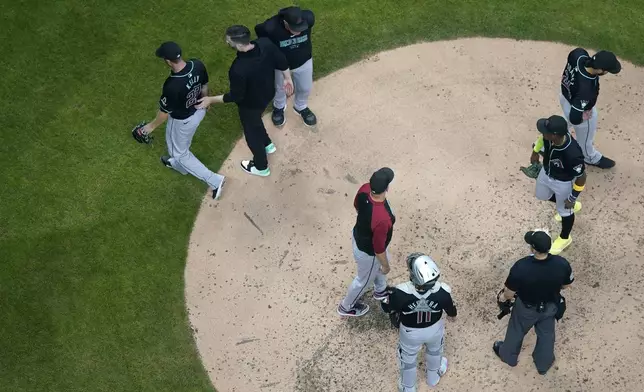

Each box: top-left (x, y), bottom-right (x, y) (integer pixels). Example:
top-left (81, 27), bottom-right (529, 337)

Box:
top-left (198, 25), bottom-right (294, 177)
top-left (493, 230), bottom-right (574, 375)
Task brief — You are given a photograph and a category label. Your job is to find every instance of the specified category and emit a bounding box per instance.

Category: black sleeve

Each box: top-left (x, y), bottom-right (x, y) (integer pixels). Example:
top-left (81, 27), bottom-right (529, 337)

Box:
top-left (568, 149), bottom-right (586, 178)
top-left (385, 289), bottom-right (405, 313)
top-left (304, 10), bottom-right (315, 29)
top-left (504, 262), bottom-right (521, 292)
top-left (442, 291), bottom-right (457, 317)
top-left (222, 68), bottom-right (246, 104)
top-left (271, 42), bottom-right (289, 71)
top-left (569, 106), bottom-right (583, 125)
top-left (562, 260), bottom-right (574, 285)
top-left (255, 20), bottom-right (268, 37)
top-left (199, 60), bottom-right (209, 84)
top-left (158, 83), bottom-right (177, 114)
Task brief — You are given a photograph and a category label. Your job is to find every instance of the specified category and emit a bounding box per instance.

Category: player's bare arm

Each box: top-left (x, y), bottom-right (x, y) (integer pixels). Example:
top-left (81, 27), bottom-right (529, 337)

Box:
top-left (502, 287), bottom-right (516, 301)
top-left (143, 110), bottom-right (169, 134)
top-left (196, 95), bottom-right (224, 109)
top-left (376, 252), bottom-right (390, 274)
top-left (200, 83), bottom-right (208, 98)
top-left (282, 69), bottom-right (295, 96)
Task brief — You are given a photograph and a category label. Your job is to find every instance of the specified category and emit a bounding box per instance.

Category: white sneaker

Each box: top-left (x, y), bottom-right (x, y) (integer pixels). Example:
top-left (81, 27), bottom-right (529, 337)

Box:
top-left (265, 143), bottom-right (277, 154)
top-left (212, 177), bottom-right (225, 200)
top-left (427, 357), bottom-right (448, 387)
top-left (240, 160), bottom-right (270, 177)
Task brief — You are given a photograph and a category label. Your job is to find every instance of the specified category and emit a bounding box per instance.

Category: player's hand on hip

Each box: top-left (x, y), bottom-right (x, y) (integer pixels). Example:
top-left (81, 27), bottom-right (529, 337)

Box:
top-left (283, 80), bottom-right (294, 96)
top-left (380, 264), bottom-right (390, 275)
top-left (195, 97), bottom-right (212, 110)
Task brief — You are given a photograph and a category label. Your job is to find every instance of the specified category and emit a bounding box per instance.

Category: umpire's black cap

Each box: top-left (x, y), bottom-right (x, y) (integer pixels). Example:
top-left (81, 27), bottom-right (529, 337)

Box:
top-left (525, 230), bottom-right (552, 253)
top-left (280, 6), bottom-right (309, 32)
top-left (156, 41), bottom-right (182, 60)
top-left (592, 50), bottom-right (621, 74)
top-left (536, 115), bottom-right (568, 136)
top-left (370, 167), bottom-right (394, 194)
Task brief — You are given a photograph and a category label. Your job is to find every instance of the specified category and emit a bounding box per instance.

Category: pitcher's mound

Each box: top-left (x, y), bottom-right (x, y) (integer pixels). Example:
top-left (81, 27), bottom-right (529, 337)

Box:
top-left (185, 38), bottom-right (644, 392)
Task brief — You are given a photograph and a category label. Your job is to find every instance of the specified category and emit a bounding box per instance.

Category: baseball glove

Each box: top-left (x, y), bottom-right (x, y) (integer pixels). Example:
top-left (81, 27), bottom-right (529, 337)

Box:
top-left (519, 162), bottom-right (542, 179)
top-left (131, 121), bottom-right (153, 144)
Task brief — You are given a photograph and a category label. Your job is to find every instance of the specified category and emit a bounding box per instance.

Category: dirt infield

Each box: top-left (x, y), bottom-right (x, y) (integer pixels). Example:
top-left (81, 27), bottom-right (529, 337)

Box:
top-left (184, 38), bottom-right (644, 392)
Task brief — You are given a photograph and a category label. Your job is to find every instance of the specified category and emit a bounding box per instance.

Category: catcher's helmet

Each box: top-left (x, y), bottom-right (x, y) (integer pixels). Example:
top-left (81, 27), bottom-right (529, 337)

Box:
top-left (406, 252), bottom-right (440, 288)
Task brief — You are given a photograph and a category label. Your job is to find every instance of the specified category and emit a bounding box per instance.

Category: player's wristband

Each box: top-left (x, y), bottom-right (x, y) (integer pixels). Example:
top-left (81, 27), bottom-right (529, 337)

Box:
top-left (533, 136), bottom-right (544, 153)
top-left (572, 183), bottom-right (585, 192)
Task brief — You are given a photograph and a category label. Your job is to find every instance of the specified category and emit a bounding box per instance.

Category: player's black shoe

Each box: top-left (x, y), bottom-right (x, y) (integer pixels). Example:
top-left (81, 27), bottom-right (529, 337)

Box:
top-left (160, 155), bottom-right (172, 168)
top-left (337, 302), bottom-right (369, 317)
top-left (588, 156), bottom-right (615, 169)
top-left (272, 106), bottom-right (286, 127)
top-left (294, 107), bottom-right (317, 127)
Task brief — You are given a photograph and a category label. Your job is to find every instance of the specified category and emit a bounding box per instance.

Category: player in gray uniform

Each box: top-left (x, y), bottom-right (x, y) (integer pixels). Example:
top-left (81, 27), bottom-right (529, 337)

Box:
top-left (255, 6), bottom-right (317, 127)
top-left (530, 115), bottom-right (587, 254)
top-left (559, 48), bottom-right (621, 169)
top-left (381, 253), bottom-right (457, 392)
top-left (142, 42), bottom-right (225, 199)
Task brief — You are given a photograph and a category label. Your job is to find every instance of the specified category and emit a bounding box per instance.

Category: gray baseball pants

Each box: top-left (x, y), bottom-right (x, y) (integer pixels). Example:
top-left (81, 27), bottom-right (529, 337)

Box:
top-left (340, 235), bottom-right (388, 310)
top-left (559, 93), bottom-right (601, 164)
top-left (274, 58), bottom-right (313, 111)
top-left (165, 109), bottom-right (224, 189)
top-left (499, 297), bottom-right (557, 373)
top-left (536, 168), bottom-right (574, 218)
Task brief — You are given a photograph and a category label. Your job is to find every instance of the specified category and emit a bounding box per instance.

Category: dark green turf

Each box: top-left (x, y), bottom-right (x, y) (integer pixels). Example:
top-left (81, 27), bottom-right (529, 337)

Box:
top-left (1, 0), bottom-right (642, 391)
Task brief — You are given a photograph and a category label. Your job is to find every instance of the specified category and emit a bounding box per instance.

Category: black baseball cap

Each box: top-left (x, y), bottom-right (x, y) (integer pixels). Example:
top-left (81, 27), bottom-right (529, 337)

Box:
top-left (370, 167), bottom-right (394, 194)
top-left (156, 41), bottom-right (182, 60)
top-left (524, 231), bottom-right (552, 253)
top-left (536, 115), bottom-right (568, 136)
top-left (280, 6), bottom-right (309, 32)
top-left (592, 50), bottom-right (621, 74)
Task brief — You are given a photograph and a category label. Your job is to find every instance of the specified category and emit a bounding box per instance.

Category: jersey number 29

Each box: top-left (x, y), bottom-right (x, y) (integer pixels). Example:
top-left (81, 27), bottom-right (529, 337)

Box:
top-left (186, 84), bottom-right (202, 109)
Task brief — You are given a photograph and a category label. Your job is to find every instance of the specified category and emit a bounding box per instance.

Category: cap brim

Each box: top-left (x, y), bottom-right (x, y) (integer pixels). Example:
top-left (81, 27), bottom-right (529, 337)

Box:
top-left (290, 22), bottom-right (308, 32)
top-left (609, 59), bottom-right (622, 74)
top-left (524, 231), bottom-right (535, 245)
top-left (536, 119), bottom-right (550, 134)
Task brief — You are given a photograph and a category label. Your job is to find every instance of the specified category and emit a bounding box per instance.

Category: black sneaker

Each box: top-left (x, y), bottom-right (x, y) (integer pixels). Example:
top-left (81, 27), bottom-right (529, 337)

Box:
top-left (588, 156), bottom-right (615, 169)
top-left (160, 155), bottom-right (172, 168)
top-left (272, 106), bottom-right (285, 127)
top-left (294, 107), bottom-right (317, 127)
top-left (337, 302), bottom-right (369, 317)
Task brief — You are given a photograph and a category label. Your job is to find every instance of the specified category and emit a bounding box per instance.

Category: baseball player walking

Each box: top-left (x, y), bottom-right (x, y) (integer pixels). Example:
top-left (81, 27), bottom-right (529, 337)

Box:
top-left (530, 115), bottom-right (587, 254)
top-left (255, 6), bottom-right (317, 127)
top-left (559, 48), bottom-right (621, 168)
top-left (493, 230), bottom-right (574, 375)
top-left (141, 42), bottom-right (225, 199)
top-left (197, 26), bottom-right (294, 177)
top-left (337, 168), bottom-right (395, 317)
top-left (381, 253), bottom-right (456, 392)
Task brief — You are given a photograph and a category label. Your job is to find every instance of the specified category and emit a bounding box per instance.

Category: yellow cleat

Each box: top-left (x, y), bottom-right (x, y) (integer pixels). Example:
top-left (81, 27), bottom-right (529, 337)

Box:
top-left (550, 236), bottom-right (572, 255)
top-left (554, 201), bottom-right (582, 222)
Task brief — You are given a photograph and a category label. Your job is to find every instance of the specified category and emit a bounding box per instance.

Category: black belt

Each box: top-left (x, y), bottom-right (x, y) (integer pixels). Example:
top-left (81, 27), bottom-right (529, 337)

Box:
top-left (522, 300), bottom-right (553, 313)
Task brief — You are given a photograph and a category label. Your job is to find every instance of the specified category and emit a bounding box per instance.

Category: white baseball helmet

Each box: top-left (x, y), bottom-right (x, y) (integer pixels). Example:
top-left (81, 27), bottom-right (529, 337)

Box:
top-left (406, 252), bottom-right (440, 287)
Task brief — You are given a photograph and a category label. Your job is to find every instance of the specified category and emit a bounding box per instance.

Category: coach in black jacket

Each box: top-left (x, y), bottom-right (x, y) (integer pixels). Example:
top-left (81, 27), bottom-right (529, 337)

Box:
top-left (256, 6), bottom-right (317, 127)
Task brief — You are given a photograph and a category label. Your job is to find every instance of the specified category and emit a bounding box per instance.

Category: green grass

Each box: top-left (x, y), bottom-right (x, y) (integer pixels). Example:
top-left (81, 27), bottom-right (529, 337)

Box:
top-left (1, 0), bottom-right (643, 391)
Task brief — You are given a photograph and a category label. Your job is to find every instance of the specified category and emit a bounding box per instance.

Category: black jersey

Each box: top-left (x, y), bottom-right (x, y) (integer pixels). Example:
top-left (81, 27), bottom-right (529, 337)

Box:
top-left (560, 48), bottom-right (600, 124)
top-left (158, 59), bottom-right (209, 120)
top-left (384, 281), bottom-right (457, 329)
top-left (543, 133), bottom-right (586, 182)
top-left (505, 255), bottom-right (574, 305)
top-left (255, 10), bottom-right (315, 69)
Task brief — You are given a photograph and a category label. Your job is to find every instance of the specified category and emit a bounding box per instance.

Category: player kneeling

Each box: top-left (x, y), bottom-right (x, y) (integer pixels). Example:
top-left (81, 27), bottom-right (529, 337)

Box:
top-left (381, 253), bottom-right (457, 391)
